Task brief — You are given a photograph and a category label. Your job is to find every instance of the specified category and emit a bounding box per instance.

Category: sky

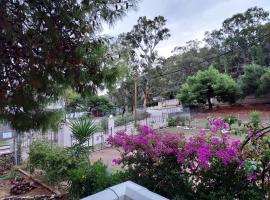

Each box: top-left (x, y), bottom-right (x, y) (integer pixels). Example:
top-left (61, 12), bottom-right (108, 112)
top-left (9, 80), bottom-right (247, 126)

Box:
top-left (102, 0), bottom-right (270, 58)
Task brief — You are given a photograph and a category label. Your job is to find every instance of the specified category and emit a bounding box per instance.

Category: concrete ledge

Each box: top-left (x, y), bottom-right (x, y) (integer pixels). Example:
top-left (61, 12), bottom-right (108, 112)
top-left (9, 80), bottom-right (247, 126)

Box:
top-left (81, 181), bottom-right (169, 200)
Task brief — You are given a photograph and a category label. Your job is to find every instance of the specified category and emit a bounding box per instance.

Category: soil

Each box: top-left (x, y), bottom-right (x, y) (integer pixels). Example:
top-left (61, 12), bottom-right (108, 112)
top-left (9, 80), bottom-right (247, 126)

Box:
top-left (194, 104), bottom-right (270, 121)
top-left (90, 148), bottom-right (121, 172)
top-left (0, 171), bottom-right (54, 199)
top-left (90, 104), bottom-right (270, 172)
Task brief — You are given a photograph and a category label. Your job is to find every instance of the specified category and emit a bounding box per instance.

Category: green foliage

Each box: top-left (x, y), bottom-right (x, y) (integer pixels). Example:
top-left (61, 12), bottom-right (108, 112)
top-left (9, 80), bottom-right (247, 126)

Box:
top-left (69, 118), bottom-right (97, 159)
top-left (246, 111), bottom-right (262, 131)
top-left (168, 118), bottom-right (177, 127)
top-left (168, 117), bottom-right (187, 127)
top-left (70, 118), bottom-right (97, 145)
top-left (0, 170), bottom-right (18, 181)
top-left (29, 140), bottom-right (128, 197)
top-left (69, 161), bottom-right (128, 199)
top-left (0, 0), bottom-right (138, 132)
top-left (238, 64), bottom-right (267, 97)
top-left (100, 117), bottom-right (109, 132)
top-left (205, 7), bottom-right (270, 76)
top-left (29, 141), bottom-right (77, 185)
top-left (177, 66), bottom-right (238, 109)
top-left (223, 115), bottom-right (241, 130)
top-left (147, 7), bottom-right (270, 100)
top-left (259, 69), bottom-right (270, 94)
top-left (117, 16), bottom-right (170, 107)
top-left (66, 95), bottom-right (114, 115)
top-left (195, 161), bottom-right (264, 200)
top-left (115, 114), bottom-right (134, 126)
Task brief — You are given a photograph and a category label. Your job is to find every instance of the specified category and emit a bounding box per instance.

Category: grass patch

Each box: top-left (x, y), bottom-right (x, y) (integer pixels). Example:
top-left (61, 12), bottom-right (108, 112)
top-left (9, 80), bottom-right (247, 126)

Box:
top-left (0, 140), bottom-right (9, 147)
top-left (0, 170), bottom-right (18, 181)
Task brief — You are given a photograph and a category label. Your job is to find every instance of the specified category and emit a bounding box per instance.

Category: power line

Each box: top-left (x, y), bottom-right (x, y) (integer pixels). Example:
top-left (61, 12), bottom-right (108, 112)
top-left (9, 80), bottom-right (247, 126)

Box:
top-left (142, 32), bottom-right (270, 80)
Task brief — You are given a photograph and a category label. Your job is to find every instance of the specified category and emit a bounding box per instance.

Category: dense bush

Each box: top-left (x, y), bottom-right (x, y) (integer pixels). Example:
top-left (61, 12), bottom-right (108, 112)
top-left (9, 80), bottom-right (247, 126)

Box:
top-left (168, 117), bottom-right (187, 127)
top-left (115, 112), bottom-right (149, 127)
top-left (29, 141), bottom-right (128, 199)
top-left (29, 141), bottom-right (77, 185)
top-left (69, 160), bottom-right (129, 199)
top-left (167, 117), bottom-right (177, 127)
top-left (238, 64), bottom-right (270, 97)
top-left (108, 119), bottom-right (270, 199)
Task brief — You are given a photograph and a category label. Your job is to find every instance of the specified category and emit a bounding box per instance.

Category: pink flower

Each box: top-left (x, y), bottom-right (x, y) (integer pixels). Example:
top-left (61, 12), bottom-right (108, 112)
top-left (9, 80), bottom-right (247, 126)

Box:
top-left (112, 158), bottom-right (121, 165)
top-left (197, 147), bottom-right (212, 170)
top-left (246, 173), bottom-right (257, 181)
top-left (216, 148), bottom-right (239, 165)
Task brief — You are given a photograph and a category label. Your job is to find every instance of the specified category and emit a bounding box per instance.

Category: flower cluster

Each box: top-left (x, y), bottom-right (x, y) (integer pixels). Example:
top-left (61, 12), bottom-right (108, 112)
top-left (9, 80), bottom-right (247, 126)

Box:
top-left (107, 125), bottom-right (182, 164)
top-left (107, 118), bottom-right (269, 199)
top-left (108, 119), bottom-right (242, 172)
top-left (208, 118), bottom-right (229, 134)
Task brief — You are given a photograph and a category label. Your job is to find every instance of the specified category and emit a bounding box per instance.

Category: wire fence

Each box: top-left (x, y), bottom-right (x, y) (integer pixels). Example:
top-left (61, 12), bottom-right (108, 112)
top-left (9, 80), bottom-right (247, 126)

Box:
top-left (0, 105), bottom-right (191, 159)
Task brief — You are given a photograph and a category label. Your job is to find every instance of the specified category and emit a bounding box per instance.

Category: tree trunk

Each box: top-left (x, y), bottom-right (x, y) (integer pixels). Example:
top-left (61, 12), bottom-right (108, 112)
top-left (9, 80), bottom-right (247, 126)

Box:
top-left (143, 81), bottom-right (148, 108)
top-left (208, 97), bottom-right (213, 110)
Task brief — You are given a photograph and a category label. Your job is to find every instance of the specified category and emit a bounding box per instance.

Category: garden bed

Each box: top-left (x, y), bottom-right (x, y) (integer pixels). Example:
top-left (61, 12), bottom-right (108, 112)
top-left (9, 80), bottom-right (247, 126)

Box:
top-left (0, 169), bottom-right (56, 199)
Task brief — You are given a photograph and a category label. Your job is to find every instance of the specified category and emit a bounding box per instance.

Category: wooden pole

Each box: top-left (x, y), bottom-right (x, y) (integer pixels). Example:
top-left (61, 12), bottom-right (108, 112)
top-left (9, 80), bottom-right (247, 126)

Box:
top-left (134, 74), bottom-right (138, 128)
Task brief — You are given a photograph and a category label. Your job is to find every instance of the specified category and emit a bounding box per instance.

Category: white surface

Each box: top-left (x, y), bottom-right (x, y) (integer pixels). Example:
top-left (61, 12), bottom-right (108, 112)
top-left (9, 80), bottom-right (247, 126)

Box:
top-left (2, 132), bottom-right (12, 139)
top-left (81, 181), bottom-right (169, 200)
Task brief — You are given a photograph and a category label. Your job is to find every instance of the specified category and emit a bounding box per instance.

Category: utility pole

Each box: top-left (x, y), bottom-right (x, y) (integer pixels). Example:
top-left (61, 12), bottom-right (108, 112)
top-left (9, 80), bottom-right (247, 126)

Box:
top-left (134, 73), bottom-right (138, 128)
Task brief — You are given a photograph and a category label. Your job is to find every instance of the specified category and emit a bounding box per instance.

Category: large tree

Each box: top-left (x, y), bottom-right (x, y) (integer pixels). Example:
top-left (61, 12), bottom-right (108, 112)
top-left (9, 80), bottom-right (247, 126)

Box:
top-left (0, 0), bottom-right (139, 131)
top-left (177, 66), bottom-right (237, 109)
top-left (122, 16), bottom-right (170, 108)
top-left (204, 7), bottom-right (270, 76)
top-left (238, 64), bottom-right (267, 97)
top-left (259, 69), bottom-right (270, 94)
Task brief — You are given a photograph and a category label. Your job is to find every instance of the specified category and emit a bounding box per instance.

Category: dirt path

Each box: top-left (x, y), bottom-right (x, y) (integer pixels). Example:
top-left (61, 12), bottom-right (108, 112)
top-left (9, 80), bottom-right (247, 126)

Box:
top-left (90, 148), bottom-right (122, 172)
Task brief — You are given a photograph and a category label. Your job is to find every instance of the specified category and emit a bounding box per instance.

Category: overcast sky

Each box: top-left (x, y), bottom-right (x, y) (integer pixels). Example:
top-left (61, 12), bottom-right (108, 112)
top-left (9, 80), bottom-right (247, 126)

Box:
top-left (102, 0), bottom-right (270, 58)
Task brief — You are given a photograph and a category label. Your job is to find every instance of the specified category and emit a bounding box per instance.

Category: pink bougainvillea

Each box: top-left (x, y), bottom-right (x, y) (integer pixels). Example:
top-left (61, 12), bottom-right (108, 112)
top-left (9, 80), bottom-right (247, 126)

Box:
top-left (108, 119), bottom-right (243, 172)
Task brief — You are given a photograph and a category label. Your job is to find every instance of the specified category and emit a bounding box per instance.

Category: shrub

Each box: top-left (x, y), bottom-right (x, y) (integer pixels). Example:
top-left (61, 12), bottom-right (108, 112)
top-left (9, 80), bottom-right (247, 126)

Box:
top-left (168, 117), bottom-right (187, 127)
top-left (29, 140), bottom-right (128, 198)
top-left (168, 117), bottom-right (177, 127)
top-left (69, 160), bottom-right (128, 199)
top-left (248, 111), bottom-right (262, 130)
top-left (238, 64), bottom-right (266, 97)
top-left (115, 114), bottom-right (134, 126)
top-left (223, 115), bottom-right (240, 130)
top-left (108, 127), bottom-right (193, 199)
top-left (29, 141), bottom-right (77, 185)
top-left (108, 120), bottom-right (267, 199)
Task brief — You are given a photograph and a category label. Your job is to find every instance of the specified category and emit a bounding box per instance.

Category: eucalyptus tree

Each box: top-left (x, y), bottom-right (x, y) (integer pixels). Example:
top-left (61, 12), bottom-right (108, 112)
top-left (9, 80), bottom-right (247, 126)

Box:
top-left (122, 16), bottom-right (170, 107)
top-left (204, 7), bottom-right (270, 76)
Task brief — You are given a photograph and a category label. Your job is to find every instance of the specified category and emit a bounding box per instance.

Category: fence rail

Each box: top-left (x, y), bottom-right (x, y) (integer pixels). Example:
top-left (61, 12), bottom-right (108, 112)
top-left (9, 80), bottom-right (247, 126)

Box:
top-left (0, 106), bottom-right (191, 159)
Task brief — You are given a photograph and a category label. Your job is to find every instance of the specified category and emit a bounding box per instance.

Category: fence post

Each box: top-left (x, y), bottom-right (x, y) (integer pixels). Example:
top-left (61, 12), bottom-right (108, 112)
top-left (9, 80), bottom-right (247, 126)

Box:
top-left (124, 117), bottom-right (127, 131)
top-left (108, 115), bottom-right (115, 137)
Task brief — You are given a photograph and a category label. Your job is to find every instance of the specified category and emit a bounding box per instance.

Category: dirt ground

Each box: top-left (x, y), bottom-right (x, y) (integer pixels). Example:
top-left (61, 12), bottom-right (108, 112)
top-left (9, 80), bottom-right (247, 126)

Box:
top-left (194, 104), bottom-right (270, 122)
top-left (90, 104), bottom-right (270, 171)
top-left (90, 148), bottom-right (122, 172)
top-left (0, 172), bottom-right (53, 198)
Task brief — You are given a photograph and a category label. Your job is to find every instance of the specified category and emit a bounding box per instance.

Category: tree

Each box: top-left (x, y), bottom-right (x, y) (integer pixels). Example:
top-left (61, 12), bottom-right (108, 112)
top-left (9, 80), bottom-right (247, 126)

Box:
top-left (259, 69), bottom-right (270, 94)
top-left (177, 66), bottom-right (237, 109)
top-left (238, 64), bottom-right (267, 97)
top-left (122, 16), bottom-right (170, 107)
top-left (204, 7), bottom-right (270, 76)
top-left (0, 0), bottom-right (139, 131)
top-left (66, 95), bottom-right (113, 116)
top-left (70, 118), bottom-right (97, 159)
